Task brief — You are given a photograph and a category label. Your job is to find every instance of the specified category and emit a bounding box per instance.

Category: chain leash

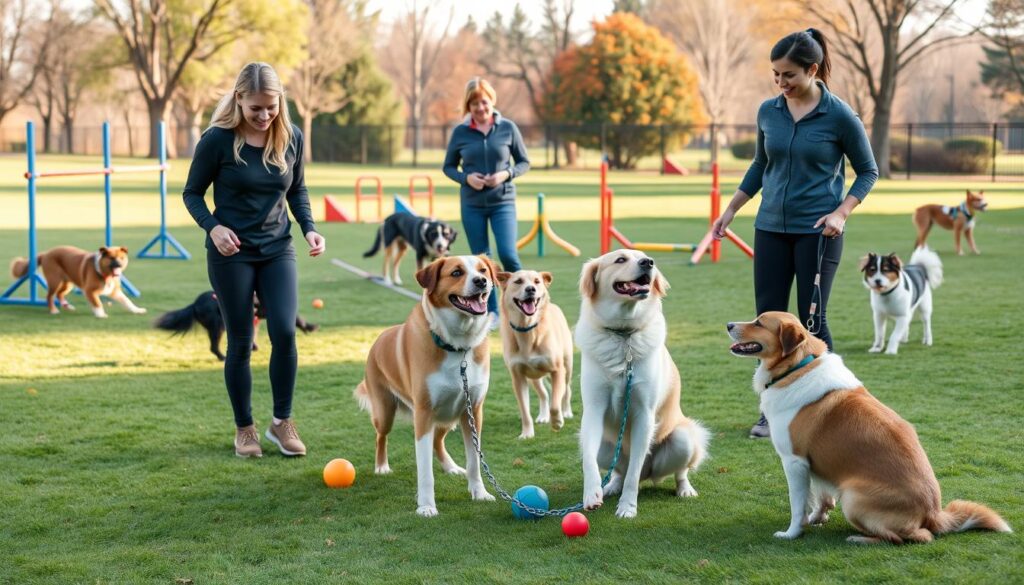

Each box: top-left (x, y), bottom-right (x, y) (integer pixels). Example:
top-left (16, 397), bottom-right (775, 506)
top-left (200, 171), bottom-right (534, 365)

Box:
top-left (459, 346), bottom-right (634, 518)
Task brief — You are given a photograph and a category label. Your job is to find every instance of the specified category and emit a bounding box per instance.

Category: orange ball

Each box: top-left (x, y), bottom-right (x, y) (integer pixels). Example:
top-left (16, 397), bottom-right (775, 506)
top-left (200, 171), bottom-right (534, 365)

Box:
top-left (323, 458), bottom-right (355, 488)
top-left (312, 298), bottom-right (324, 309)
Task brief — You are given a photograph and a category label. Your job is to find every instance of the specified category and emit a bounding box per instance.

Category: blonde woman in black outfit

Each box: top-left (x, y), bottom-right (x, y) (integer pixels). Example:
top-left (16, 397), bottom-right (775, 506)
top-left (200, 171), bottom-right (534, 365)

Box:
top-left (183, 63), bottom-right (325, 458)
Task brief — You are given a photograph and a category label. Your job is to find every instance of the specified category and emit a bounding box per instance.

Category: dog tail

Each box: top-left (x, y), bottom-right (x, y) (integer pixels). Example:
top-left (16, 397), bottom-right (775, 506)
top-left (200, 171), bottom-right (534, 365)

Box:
top-left (353, 381), bottom-right (372, 411)
top-left (910, 246), bottom-right (944, 288)
top-left (927, 500), bottom-right (1012, 536)
top-left (153, 302), bottom-right (199, 335)
top-left (363, 224), bottom-right (384, 258)
top-left (10, 257), bottom-right (29, 278)
top-left (683, 418), bottom-right (711, 471)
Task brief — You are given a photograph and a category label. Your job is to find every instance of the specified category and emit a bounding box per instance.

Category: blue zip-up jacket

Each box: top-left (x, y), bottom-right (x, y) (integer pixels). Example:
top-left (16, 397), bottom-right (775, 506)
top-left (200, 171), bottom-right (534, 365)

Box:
top-left (738, 83), bottom-right (878, 233)
top-left (443, 112), bottom-right (530, 207)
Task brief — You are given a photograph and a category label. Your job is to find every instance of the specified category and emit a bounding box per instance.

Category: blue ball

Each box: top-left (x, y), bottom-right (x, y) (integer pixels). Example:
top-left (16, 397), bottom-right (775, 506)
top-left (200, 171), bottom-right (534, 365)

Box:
top-left (512, 485), bottom-right (549, 520)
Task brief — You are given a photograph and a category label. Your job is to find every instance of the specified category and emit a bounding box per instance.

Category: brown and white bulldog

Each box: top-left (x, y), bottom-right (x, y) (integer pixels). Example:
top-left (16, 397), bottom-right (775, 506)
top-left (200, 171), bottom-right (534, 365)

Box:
top-left (354, 254), bottom-right (499, 517)
top-left (10, 245), bottom-right (146, 318)
top-left (913, 190), bottom-right (988, 255)
top-left (496, 269), bottom-right (574, 439)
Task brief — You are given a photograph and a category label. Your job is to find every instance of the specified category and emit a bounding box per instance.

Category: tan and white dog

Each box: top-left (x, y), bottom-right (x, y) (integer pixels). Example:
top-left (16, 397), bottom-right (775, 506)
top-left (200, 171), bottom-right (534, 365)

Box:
top-left (354, 255), bottom-right (499, 517)
top-left (727, 311), bottom-right (1011, 543)
top-left (576, 250), bottom-right (709, 518)
top-left (10, 245), bottom-right (146, 318)
top-left (913, 190), bottom-right (988, 255)
top-left (497, 269), bottom-right (574, 439)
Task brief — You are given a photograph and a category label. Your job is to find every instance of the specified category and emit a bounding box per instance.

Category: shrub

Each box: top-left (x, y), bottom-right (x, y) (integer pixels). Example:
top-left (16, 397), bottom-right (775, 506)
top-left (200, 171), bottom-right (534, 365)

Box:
top-left (730, 139), bottom-right (757, 160)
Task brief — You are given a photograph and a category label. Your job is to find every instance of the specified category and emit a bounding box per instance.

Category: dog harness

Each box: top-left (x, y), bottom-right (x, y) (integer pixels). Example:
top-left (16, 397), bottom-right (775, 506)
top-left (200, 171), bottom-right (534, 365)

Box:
top-left (945, 202), bottom-right (973, 222)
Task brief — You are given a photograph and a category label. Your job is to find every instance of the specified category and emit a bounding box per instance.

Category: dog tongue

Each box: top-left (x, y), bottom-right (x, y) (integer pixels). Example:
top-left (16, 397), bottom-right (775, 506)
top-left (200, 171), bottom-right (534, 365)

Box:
top-left (520, 300), bottom-right (537, 315)
top-left (467, 296), bottom-right (486, 314)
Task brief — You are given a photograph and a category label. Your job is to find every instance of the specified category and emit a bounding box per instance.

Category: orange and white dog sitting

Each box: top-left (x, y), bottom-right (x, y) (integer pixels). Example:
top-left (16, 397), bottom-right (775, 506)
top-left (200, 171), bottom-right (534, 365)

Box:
top-left (913, 190), bottom-right (988, 255)
top-left (727, 311), bottom-right (1011, 543)
top-left (577, 250), bottom-right (709, 518)
top-left (354, 255), bottom-right (498, 517)
top-left (497, 269), bottom-right (574, 439)
top-left (10, 245), bottom-right (146, 318)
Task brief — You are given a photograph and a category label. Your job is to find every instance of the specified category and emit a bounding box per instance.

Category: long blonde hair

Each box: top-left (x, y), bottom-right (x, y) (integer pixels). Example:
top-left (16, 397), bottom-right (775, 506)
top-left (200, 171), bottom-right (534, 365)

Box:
top-left (208, 62), bottom-right (293, 174)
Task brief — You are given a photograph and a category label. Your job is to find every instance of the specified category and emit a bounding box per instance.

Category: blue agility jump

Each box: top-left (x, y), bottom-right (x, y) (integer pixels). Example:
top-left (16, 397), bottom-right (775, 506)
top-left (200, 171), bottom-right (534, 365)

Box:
top-left (1, 120), bottom-right (188, 307)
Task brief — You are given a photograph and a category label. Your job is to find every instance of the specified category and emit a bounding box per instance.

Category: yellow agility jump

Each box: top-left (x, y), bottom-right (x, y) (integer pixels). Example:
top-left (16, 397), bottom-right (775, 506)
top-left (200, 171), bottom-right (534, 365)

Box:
top-left (517, 193), bottom-right (580, 257)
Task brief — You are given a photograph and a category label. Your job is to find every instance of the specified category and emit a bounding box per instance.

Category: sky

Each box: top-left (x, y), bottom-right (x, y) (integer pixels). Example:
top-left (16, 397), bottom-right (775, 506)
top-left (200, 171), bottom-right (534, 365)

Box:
top-left (368, 0), bottom-right (616, 33)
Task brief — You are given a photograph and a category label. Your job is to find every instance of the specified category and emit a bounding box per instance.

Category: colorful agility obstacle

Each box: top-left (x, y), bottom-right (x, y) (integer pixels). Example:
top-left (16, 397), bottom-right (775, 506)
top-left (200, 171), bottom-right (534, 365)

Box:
top-left (1, 121), bottom-right (177, 307)
top-left (517, 193), bottom-right (580, 257)
top-left (598, 160), bottom-right (753, 263)
top-left (354, 175), bottom-right (383, 223)
top-left (408, 174), bottom-right (434, 217)
top-left (689, 162), bottom-right (754, 265)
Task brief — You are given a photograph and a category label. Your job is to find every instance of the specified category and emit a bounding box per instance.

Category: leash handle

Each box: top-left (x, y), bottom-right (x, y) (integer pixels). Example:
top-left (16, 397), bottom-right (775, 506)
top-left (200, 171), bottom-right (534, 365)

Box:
top-left (807, 233), bottom-right (827, 335)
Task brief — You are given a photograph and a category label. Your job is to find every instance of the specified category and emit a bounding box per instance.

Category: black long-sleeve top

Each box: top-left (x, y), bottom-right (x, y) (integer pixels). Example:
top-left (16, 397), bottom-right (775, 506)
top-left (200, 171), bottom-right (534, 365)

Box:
top-left (183, 125), bottom-right (315, 262)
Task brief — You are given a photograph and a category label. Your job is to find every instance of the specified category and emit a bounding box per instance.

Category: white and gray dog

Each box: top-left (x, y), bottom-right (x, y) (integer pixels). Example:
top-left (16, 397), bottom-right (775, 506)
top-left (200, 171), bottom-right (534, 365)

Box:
top-left (860, 246), bottom-right (943, 355)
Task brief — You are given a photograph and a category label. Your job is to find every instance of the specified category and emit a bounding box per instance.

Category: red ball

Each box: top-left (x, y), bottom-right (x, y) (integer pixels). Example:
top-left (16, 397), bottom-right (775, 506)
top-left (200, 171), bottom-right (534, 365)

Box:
top-left (561, 512), bottom-right (589, 537)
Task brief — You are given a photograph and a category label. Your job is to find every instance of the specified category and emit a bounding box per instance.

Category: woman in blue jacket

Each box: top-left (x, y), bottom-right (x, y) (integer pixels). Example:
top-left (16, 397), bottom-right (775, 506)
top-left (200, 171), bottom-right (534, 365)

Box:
top-left (443, 77), bottom-right (530, 329)
top-left (712, 29), bottom-right (879, 438)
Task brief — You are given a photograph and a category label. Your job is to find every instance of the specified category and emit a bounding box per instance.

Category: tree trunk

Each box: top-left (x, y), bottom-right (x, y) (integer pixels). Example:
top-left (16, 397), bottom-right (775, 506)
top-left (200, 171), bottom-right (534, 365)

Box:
top-left (147, 97), bottom-right (171, 159)
top-left (563, 141), bottom-right (578, 167)
top-left (302, 111), bottom-right (314, 163)
top-left (179, 106), bottom-right (203, 158)
top-left (63, 119), bottom-right (74, 154)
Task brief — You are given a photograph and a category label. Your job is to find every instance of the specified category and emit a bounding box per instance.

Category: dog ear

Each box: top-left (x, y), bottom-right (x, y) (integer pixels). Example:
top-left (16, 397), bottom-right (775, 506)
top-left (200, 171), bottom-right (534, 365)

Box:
top-left (448, 229), bottom-right (458, 244)
top-left (119, 246), bottom-right (128, 255)
top-left (652, 271), bottom-right (670, 297)
top-left (540, 271), bottom-right (553, 286)
top-left (496, 271), bottom-right (512, 289)
top-left (858, 253), bottom-right (873, 272)
top-left (779, 321), bottom-right (808, 357)
top-left (98, 246), bottom-right (108, 256)
top-left (478, 254), bottom-right (500, 285)
top-left (887, 253), bottom-right (902, 270)
top-left (579, 259), bottom-right (600, 300)
top-left (415, 259), bottom-right (445, 294)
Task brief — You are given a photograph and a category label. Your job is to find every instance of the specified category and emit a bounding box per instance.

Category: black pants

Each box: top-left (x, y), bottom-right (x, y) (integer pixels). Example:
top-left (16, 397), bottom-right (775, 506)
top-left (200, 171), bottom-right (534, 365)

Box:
top-left (208, 253), bottom-right (298, 427)
top-left (753, 229), bottom-right (843, 351)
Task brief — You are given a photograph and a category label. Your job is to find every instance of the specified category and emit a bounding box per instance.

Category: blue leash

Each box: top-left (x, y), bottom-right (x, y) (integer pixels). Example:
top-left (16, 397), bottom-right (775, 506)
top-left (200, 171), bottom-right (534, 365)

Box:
top-left (460, 349), bottom-right (634, 518)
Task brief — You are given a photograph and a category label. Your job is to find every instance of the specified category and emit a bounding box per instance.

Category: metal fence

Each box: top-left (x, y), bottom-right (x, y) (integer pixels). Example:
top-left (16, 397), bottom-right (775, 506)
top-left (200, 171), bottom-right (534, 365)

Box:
top-left (2, 122), bottom-right (1022, 179)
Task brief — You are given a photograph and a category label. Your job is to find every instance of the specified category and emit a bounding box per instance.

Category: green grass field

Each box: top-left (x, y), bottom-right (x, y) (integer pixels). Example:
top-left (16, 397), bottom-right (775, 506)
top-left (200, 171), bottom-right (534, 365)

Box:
top-left (1, 156), bottom-right (1022, 583)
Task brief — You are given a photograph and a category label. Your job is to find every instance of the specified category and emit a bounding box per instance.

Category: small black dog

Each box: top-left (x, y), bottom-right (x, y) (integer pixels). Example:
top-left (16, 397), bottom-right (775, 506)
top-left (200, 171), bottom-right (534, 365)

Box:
top-left (154, 291), bottom-right (319, 360)
top-left (363, 213), bottom-right (457, 286)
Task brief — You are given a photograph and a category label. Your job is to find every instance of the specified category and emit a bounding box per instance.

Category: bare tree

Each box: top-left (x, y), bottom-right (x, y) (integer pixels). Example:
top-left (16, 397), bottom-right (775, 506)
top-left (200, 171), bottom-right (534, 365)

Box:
top-left (95, 0), bottom-right (243, 158)
top-left (381, 0), bottom-right (453, 166)
top-left (804, 0), bottom-right (977, 177)
top-left (480, 0), bottom-right (578, 163)
top-left (980, 0), bottom-right (1024, 101)
top-left (0, 0), bottom-right (52, 129)
top-left (290, 0), bottom-right (367, 162)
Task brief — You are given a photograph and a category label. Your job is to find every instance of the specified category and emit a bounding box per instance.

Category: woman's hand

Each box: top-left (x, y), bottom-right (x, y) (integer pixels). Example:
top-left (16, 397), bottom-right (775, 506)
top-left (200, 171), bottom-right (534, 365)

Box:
top-left (305, 231), bottom-right (326, 257)
top-left (483, 170), bottom-right (510, 188)
top-left (814, 210), bottom-right (847, 238)
top-left (711, 209), bottom-right (736, 240)
top-left (210, 225), bottom-right (241, 256)
top-left (466, 172), bottom-right (487, 191)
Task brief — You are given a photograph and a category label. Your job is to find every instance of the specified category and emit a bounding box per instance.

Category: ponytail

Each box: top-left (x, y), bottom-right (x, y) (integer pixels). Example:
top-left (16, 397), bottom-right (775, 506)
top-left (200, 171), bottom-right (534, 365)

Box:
top-left (770, 28), bottom-right (831, 86)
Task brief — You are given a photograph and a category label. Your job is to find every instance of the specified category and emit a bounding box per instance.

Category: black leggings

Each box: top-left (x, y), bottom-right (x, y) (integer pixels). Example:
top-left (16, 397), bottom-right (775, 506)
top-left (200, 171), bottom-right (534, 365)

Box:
top-left (753, 229), bottom-right (843, 351)
top-left (208, 254), bottom-right (298, 427)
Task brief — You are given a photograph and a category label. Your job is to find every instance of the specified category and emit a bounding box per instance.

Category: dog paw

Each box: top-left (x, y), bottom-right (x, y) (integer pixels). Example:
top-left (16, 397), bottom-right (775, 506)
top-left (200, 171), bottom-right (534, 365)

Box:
top-left (535, 412), bottom-right (550, 424)
top-left (676, 484), bottom-right (698, 498)
top-left (442, 463), bottom-right (467, 476)
top-left (132, 307), bottom-right (147, 314)
top-left (583, 488), bottom-right (604, 510)
top-left (49, 308), bottom-right (60, 315)
top-left (375, 464), bottom-right (392, 475)
top-left (868, 346), bottom-right (883, 353)
top-left (884, 348), bottom-right (899, 355)
top-left (550, 412), bottom-right (564, 431)
top-left (807, 512), bottom-right (830, 525)
top-left (94, 312), bottom-right (108, 319)
top-left (63, 303), bottom-right (75, 311)
top-left (470, 485), bottom-right (495, 501)
top-left (416, 505), bottom-right (439, 518)
top-left (615, 501), bottom-right (638, 519)
top-left (517, 429), bottom-right (535, 440)
top-left (393, 277), bottom-right (403, 286)
top-left (563, 407), bottom-right (575, 419)
top-left (383, 277), bottom-right (394, 286)
top-left (774, 529), bottom-right (802, 540)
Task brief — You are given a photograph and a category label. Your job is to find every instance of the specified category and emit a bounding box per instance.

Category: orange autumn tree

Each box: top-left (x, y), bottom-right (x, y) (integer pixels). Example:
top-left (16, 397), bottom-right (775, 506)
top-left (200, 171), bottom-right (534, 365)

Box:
top-left (545, 12), bottom-right (705, 169)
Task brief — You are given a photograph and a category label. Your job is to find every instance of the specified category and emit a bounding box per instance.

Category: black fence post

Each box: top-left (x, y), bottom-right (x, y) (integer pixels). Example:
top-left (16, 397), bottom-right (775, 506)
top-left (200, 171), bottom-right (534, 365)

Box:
top-left (388, 125), bottom-right (394, 167)
top-left (600, 122), bottom-right (607, 164)
top-left (360, 125), bottom-right (367, 165)
top-left (906, 123), bottom-right (912, 180)
top-left (991, 123), bottom-right (998, 182)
